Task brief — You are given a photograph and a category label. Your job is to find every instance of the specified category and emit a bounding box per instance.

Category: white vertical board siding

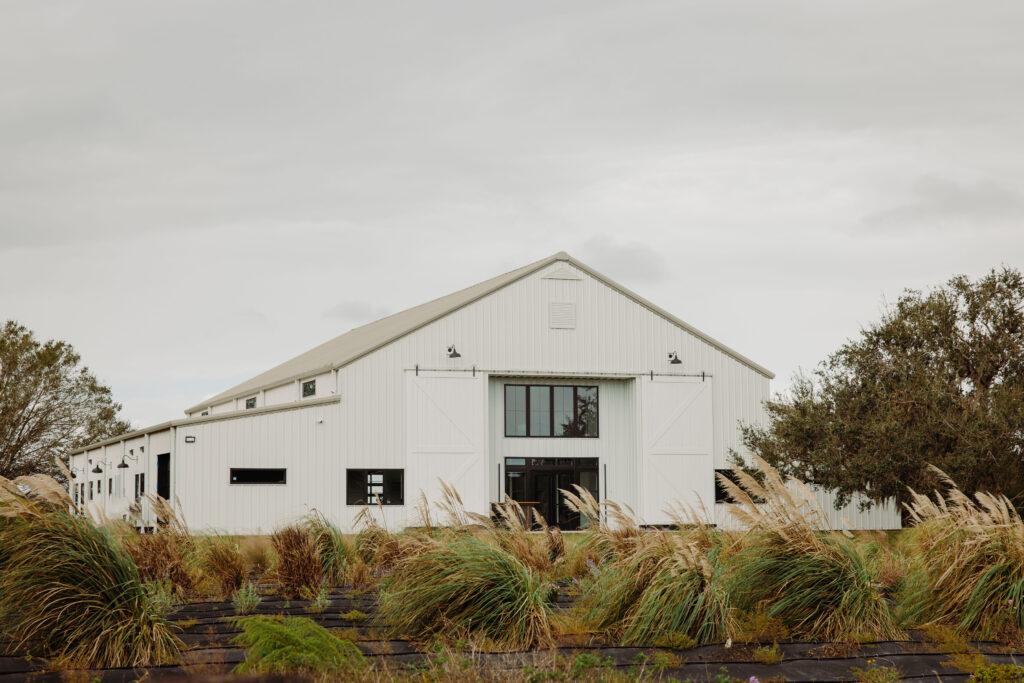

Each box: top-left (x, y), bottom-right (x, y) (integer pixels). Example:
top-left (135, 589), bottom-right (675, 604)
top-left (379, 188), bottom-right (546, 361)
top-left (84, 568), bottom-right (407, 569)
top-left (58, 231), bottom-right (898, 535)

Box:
top-left (487, 377), bottom-right (638, 510)
top-left (715, 486), bottom-right (902, 531)
top-left (173, 401), bottom-right (343, 534)
top-left (89, 258), bottom-right (775, 534)
top-left (639, 377), bottom-right (715, 524)
top-left (407, 371), bottom-right (487, 516)
top-left (340, 258), bottom-right (769, 473)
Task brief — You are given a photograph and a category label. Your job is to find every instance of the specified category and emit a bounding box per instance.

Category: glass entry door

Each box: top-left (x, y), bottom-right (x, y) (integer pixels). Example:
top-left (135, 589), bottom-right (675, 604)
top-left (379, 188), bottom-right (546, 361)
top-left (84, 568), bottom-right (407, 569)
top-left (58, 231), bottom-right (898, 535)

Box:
top-left (504, 457), bottom-right (599, 530)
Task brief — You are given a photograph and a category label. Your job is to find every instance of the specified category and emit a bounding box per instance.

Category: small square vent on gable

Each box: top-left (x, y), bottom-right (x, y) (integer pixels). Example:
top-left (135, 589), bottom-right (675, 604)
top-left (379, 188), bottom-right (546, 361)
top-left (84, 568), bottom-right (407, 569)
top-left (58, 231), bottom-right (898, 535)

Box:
top-left (541, 266), bottom-right (581, 281)
top-left (549, 302), bottom-right (576, 329)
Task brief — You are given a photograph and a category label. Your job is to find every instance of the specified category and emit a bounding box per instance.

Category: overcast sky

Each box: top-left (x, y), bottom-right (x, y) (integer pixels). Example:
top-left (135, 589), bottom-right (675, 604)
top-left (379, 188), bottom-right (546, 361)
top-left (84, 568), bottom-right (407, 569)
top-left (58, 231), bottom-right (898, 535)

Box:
top-left (2, 1), bottom-right (1023, 428)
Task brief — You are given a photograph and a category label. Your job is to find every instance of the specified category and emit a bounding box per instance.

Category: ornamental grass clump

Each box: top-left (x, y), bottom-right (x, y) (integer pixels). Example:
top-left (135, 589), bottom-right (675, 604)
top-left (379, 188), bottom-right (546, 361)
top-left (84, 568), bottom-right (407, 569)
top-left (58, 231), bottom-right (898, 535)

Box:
top-left (304, 511), bottom-right (350, 586)
top-left (565, 488), bottom-right (730, 646)
top-left (231, 615), bottom-right (365, 676)
top-left (122, 496), bottom-right (199, 599)
top-left (904, 467), bottom-right (1024, 639)
top-left (204, 540), bottom-right (246, 599)
top-left (271, 525), bottom-right (322, 597)
top-left (378, 535), bottom-right (554, 649)
top-left (0, 473), bottom-right (181, 668)
top-left (721, 457), bottom-right (902, 642)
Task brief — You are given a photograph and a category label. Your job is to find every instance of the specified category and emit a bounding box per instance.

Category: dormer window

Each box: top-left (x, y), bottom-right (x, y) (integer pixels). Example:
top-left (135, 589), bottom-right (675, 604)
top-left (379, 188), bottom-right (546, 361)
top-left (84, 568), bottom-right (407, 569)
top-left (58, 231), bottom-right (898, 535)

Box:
top-left (302, 379), bottom-right (316, 398)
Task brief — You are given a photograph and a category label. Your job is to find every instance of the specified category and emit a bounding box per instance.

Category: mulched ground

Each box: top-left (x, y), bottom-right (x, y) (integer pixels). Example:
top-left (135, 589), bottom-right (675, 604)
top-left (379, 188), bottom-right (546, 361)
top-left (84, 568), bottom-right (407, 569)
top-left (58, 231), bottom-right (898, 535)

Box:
top-left (2, 588), bottom-right (1023, 682)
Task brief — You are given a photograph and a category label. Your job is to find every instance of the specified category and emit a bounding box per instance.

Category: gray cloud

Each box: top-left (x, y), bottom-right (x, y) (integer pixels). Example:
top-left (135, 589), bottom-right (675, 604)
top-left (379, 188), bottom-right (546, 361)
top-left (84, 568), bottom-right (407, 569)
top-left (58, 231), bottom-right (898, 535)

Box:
top-left (864, 176), bottom-right (1024, 232)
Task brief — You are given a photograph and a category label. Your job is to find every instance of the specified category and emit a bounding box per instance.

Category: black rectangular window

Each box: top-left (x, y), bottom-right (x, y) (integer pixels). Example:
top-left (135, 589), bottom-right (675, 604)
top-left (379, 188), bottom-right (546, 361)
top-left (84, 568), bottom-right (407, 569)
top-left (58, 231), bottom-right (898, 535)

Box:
top-left (715, 469), bottom-right (745, 503)
top-left (134, 473), bottom-right (146, 500)
top-left (245, 396), bottom-right (257, 409)
top-left (108, 478), bottom-right (113, 495)
top-left (302, 380), bottom-right (316, 397)
top-left (230, 468), bottom-right (287, 485)
top-left (504, 384), bottom-right (599, 437)
top-left (346, 469), bottom-right (404, 505)
top-left (89, 481), bottom-right (93, 500)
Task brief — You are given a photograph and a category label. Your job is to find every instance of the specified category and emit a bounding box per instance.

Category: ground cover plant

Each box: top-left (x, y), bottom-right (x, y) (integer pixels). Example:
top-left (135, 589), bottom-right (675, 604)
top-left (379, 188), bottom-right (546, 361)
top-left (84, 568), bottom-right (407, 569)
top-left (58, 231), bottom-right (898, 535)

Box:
top-left (0, 472), bottom-right (181, 668)
top-left (231, 615), bottom-right (365, 676)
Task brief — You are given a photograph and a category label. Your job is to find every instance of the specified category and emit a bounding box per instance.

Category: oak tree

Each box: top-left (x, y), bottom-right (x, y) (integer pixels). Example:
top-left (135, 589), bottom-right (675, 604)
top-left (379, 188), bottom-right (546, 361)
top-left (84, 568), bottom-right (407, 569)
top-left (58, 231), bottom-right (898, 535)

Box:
top-left (741, 267), bottom-right (1024, 510)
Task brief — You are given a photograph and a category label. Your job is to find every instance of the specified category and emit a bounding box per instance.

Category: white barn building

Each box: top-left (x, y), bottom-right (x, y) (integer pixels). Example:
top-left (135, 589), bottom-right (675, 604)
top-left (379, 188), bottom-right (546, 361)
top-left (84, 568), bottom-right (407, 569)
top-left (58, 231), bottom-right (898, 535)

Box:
top-left (69, 252), bottom-right (901, 533)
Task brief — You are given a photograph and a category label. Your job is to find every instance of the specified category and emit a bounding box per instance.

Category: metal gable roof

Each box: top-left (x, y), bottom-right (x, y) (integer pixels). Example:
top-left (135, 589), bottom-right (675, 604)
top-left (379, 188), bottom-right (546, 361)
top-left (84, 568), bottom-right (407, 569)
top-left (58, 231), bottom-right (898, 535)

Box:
top-left (185, 251), bottom-right (773, 414)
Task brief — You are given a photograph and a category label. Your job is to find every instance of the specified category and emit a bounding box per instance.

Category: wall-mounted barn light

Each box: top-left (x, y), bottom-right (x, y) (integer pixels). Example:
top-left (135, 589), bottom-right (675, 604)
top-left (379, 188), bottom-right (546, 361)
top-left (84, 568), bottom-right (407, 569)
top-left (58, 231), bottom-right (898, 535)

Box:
top-left (668, 351), bottom-right (682, 365)
top-left (117, 451), bottom-right (139, 469)
top-left (447, 345), bottom-right (461, 358)
top-left (91, 463), bottom-right (104, 474)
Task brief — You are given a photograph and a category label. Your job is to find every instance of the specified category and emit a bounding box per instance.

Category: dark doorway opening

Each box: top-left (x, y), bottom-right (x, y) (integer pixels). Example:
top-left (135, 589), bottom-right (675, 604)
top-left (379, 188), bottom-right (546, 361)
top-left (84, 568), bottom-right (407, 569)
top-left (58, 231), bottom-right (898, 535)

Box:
top-left (504, 457), bottom-right (599, 530)
top-left (156, 453), bottom-right (170, 500)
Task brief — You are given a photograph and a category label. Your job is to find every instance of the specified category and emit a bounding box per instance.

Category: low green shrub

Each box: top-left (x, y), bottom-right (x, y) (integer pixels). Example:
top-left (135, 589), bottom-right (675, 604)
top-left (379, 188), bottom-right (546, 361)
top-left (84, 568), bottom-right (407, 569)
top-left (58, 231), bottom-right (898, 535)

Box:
top-left (232, 582), bottom-right (262, 615)
top-left (971, 663), bottom-right (1024, 683)
top-left (231, 615), bottom-right (365, 676)
top-left (301, 585), bottom-right (332, 614)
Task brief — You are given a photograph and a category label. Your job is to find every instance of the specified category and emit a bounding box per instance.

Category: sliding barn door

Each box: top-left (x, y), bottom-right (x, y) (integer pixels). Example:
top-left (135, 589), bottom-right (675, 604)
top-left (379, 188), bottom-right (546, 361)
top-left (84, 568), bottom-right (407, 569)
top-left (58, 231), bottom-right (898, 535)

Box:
top-left (406, 372), bottom-right (487, 516)
top-left (640, 376), bottom-right (714, 524)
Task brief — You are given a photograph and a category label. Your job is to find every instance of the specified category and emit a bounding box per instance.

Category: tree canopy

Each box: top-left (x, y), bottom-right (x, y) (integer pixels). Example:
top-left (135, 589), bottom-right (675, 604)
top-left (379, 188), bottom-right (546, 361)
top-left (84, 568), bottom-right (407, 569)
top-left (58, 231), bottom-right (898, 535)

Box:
top-left (741, 266), bottom-right (1024, 511)
top-left (0, 321), bottom-right (131, 479)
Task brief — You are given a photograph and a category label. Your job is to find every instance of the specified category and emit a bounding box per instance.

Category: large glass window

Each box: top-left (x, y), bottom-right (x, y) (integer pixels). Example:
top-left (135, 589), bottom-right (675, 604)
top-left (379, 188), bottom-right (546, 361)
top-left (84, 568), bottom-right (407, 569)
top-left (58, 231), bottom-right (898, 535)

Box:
top-left (346, 469), bottom-right (404, 505)
top-left (505, 386), bottom-right (527, 436)
top-left (504, 384), bottom-right (599, 437)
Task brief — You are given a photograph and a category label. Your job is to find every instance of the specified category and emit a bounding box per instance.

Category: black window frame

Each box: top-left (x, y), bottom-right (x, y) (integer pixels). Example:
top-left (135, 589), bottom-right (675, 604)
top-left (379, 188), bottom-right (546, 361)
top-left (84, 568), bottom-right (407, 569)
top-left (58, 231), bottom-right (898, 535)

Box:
top-left (245, 396), bottom-right (257, 409)
top-left (504, 384), bottom-right (599, 438)
top-left (229, 468), bottom-right (288, 485)
top-left (134, 473), bottom-right (146, 500)
top-left (346, 469), bottom-right (404, 506)
top-left (301, 379), bottom-right (316, 398)
top-left (89, 481), bottom-right (93, 500)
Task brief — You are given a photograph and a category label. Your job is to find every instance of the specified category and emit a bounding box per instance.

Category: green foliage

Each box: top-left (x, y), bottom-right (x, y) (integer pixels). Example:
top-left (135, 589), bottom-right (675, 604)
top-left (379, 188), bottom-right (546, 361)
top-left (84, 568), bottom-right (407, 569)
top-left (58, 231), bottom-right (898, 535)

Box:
top-left (378, 536), bottom-right (554, 649)
top-left (906, 480), bottom-right (1024, 639)
top-left (0, 500), bottom-right (180, 667)
top-left (300, 585), bottom-right (332, 614)
top-left (727, 531), bottom-right (901, 641)
top-left (145, 579), bottom-right (176, 615)
top-left (575, 531), bottom-right (730, 647)
top-left (232, 582), bottom-right (262, 615)
top-left (231, 615), bottom-right (365, 675)
top-left (305, 511), bottom-right (350, 585)
top-left (741, 266), bottom-right (1024, 511)
top-left (570, 652), bottom-right (612, 678)
top-left (752, 643), bottom-right (783, 665)
top-left (972, 664), bottom-right (1024, 683)
top-left (0, 320), bottom-right (131, 479)
top-left (341, 609), bottom-right (368, 621)
top-left (849, 661), bottom-right (902, 683)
